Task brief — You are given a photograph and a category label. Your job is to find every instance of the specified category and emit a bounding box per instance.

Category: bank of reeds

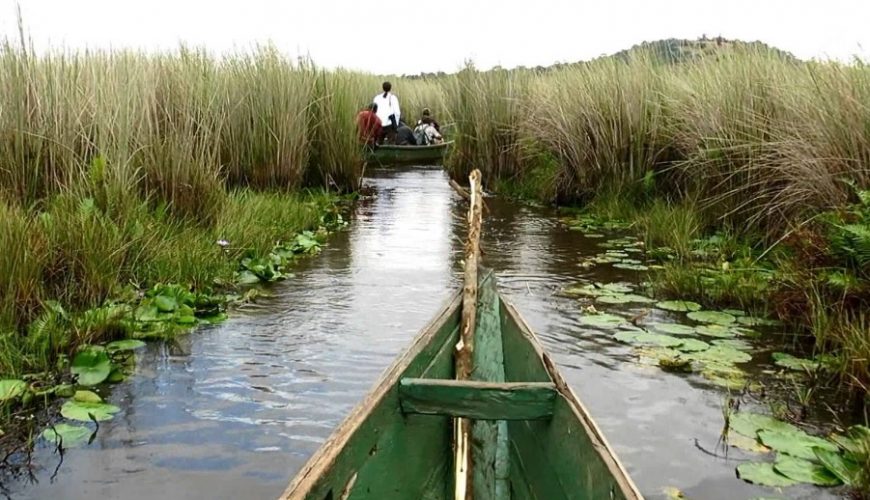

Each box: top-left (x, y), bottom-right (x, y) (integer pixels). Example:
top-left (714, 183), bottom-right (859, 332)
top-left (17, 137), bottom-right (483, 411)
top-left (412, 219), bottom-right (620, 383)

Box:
top-left (445, 47), bottom-right (870, 393)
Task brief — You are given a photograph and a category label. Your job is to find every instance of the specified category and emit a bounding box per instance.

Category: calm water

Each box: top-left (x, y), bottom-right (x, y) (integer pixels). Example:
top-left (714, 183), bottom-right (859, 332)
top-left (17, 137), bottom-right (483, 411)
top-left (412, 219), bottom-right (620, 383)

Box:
top-left (7, 167), bottom-right (838, 499)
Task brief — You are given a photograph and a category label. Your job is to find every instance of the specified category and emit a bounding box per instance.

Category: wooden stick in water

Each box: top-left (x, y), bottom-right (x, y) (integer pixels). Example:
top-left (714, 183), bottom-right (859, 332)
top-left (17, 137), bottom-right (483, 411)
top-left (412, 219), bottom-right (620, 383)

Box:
top-left (454, 169), bottom-right (483, 500)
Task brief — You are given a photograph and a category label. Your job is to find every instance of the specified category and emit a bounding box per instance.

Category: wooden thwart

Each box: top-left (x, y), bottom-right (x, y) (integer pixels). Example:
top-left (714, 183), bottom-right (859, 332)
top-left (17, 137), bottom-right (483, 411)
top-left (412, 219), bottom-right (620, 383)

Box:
top-left (399, 378), bottom-right (556, 420)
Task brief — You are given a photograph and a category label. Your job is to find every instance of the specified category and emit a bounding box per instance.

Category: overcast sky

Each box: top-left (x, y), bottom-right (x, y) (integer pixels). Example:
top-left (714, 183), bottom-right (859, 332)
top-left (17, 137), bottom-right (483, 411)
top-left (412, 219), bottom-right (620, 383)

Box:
top-left (1, 1), bottom-right (867, 74)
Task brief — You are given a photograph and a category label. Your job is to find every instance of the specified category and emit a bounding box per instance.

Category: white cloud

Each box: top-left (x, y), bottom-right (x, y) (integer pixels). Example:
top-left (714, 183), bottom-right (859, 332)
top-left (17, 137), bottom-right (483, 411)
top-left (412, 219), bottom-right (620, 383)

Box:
top-left (2, 0), bottom-right (867, 74)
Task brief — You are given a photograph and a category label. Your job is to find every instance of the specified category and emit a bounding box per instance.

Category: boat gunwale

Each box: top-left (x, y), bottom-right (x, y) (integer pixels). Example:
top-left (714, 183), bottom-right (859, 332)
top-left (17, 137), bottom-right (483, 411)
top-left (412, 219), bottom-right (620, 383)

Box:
top-left (501, 297), bottom-right (644, 500)
top-left (279, 291), bottom-right (463, 499)
top-left (370, 140), bottom-right (453, 152)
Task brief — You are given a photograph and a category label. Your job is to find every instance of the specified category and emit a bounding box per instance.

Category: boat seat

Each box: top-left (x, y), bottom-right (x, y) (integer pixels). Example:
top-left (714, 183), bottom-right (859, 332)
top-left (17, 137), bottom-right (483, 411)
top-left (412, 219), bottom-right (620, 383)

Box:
top-left (397, 378), bottom-right (556, 420)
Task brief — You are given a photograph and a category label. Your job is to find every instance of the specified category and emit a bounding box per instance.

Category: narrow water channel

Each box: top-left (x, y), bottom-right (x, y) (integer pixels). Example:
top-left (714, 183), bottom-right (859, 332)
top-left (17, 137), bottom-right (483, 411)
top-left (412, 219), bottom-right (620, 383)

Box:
top-left (8, 166), bottom-right (833, 499)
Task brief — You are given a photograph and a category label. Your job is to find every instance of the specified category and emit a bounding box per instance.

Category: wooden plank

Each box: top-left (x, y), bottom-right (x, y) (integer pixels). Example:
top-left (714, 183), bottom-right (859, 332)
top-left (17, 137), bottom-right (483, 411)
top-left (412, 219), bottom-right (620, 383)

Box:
top-left (399, 379), bottom-right (556, 420)
top-left (499, 298), bottom-right (643, 500)
top-left (454, 168), bottom-right (483, 500)
top-left (470, 272), bottom-right (508, 500)
top-left (281, 294), bottom-right (462, 500)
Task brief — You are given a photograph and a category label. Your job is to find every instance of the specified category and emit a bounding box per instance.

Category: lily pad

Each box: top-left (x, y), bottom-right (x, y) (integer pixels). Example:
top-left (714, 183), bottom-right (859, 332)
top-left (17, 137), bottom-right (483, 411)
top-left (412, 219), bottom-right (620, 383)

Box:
top-left (675, 338), bottom-right (711, 353)
top-left (773, 455), bottom-right (841, 486)
top-left (814, 447), bottom-right (862, 486)
top-left (615, 332), bottom-right (684, 348)
top-left (41, 423), bottom-right (93, 448)
top-left (154, 295), bottom-right (177, 313)
top-left (564, 285), bottom-right (614, 297)
top-left (0, 379), bottom-right (26, 402)
top-left (687, 311), bottom-right (737, 325)
top-left (106, 339), bottom-right (147, 352)
top-left (728, 433), bottom-right (771, 453)
top-left (579, 313), bottom-right (626, 329)
top-left (651, 323), bottom-right (697, 336)
top-left (71, 347), bottom-right (112, 386)
top-left (597, 283), bottom-right (634, 293)
top-left (656, 300), bottom-right (702, 312)
top-left (73, 390), bottom-right (102, 404)
top-left (658, 356), bottom-right (693, 372)
top-left (689, 345), bottom-right (751, 364)
top-left (695, 324), bottom-right (736, 338)
top-left (60, 400), bottom-right (121, 422)
top-left (612, 263), bottom-right (649, 271)
top-left (758, 429), bottom-right (839, 461)
top-left (737, 462), bottom-right (799, 487)
top-left (771, 353), bottom-right (816, 372)
top-left (722, 309), bottom-right (746, 317)
top-left (730, 413), bottom-right (801, 439)
top-left (597, 294), bottom-right (654, 304)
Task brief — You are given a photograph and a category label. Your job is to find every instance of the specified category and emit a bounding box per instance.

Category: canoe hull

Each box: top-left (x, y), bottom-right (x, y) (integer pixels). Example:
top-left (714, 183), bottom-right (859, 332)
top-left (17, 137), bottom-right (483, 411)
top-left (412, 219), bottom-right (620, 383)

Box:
top-left (282, 273), bottom-right (641, 500)
top-left (364, 141), bottom-right (452, 166)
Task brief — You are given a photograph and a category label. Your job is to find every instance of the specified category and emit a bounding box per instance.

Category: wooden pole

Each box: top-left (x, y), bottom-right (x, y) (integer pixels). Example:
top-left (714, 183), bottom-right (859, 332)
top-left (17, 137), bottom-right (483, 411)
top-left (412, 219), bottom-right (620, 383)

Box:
top-left (454, 169), bottom-right (483, 500)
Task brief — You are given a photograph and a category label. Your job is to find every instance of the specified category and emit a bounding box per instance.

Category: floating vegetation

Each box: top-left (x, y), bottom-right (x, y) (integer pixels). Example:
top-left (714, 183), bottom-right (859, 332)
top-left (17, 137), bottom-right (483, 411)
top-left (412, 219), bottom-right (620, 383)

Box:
top-left (70, 346), bottom-right (112, 386)
top-left (0, 379), bottom-right (26, 401)
top-left (695, 324), bottom-right (736, 338)
top-left (612, 263), bottom-right (649, 271)
top-left (737, 316), bottom-right (782, 327)
top-left (651, 323), bottom-right (697, 336)
top-left (656, 300), bottom-right (702, 312)
top-left (60, 400), bottom-right (121, 422)
top-left (41, 423), bottom-right (93, 448)
top-left (578, 313), bottom-right (627, 329)
top-left (675, 338), bottom-right (710, 353)
top-left (596, 294), bottom-right (655, 305)
top-left (614, 331), bottom-right (684, 348)
top-left (757, 429), bottom-right (839, 461)
top-left (773, 456), bottom-right (841, 486)
top-left (737, 462), bottom-right (799, 487)
top-left (772, 352), bottom-right (818, 372)
top-left (686, 310), bottom-right (737, 325)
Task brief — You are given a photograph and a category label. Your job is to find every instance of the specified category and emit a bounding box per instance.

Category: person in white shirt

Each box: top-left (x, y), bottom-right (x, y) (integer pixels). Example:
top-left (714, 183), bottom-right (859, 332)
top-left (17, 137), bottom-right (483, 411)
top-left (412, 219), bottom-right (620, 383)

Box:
top-left (372, 82), bottom-right (401, 144)
top-left (413, 117), bottom-right (443, 145)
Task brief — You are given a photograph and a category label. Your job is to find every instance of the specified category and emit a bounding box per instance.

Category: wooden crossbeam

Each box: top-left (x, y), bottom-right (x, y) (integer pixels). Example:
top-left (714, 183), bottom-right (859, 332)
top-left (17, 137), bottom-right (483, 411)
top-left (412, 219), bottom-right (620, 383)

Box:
top-left (399, 378), bottom-right (557, 421)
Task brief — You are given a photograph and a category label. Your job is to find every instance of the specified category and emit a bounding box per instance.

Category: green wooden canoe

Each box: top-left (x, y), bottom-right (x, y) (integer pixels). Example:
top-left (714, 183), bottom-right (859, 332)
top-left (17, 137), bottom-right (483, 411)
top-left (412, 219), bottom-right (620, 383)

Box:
top-left (364, 141), bottom-right (452, 166)
top-left (281, 272), bottom-right (642, 500)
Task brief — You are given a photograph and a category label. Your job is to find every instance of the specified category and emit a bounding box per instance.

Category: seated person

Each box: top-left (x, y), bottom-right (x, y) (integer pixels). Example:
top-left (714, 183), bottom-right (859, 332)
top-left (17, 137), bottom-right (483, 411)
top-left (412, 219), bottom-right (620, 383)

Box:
top-left (395, 121), bottom-right (417, 145)
top-left (413, 117), bottom-right (443, 145)
top-left (416, 107), bottom-right (441, 132)
top-left (356, 103), bottom-right (381, 146)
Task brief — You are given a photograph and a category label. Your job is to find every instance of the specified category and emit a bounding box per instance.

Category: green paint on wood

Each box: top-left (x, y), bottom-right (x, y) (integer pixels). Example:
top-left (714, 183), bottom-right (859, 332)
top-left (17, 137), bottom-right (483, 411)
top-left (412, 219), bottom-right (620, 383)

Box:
top-left (364, 141), bottom-right (452, 166)
top-left (471, 273), bottom-right (509, 500)
top-left (398, 379), bottom-right (556, 420)
top-left (500, 300), bottom-right (637, 500)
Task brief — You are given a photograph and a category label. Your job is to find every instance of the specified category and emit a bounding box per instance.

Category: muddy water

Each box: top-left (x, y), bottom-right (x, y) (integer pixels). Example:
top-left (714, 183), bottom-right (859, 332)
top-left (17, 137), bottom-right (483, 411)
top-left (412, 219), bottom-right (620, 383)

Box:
top-left (9, 167), bottom-right (835, 499)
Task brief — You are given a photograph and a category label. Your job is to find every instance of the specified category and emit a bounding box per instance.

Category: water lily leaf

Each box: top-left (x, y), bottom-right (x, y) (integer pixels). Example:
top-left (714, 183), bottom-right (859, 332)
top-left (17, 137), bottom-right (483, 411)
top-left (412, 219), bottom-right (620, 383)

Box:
top-left (703, 370), bottom-right (748, 390)
top-left (604, 251), bottom-right (630, 259)
top-left (593, 255), bottom-right (623, 264)
top-left (73, 390), bottom-right (102, 404)
top-left (107, 368), bottom-right (126, 383)
top-left (689, 345), bottom-right (751, 364)
top-left (730, 413), bottom-right (801, 439)
top-left (620, 258), bottom-right (644, 265)
top-left (106, 339), bottom-right (146, 352)
top-left (758, 429), bottom-right (839, 460)
top-left (728, 433), bottom-right (771, 453)
top-left (154, 295), bottom-right (177, 313)
top-left (579, 313), bottom-right (626, 329)
top-left (597, 294), bottom-right (654, 304)
top-left (236, 270), bottom-right (262, 285)
top-left (565, 285), bottom-right (614, 297)
top-left (41, 423), bottom-right (92, 448)
top-left (695, 324), bottom-right (736, 338)
top-left (54, 384), bottom-right (75, 398)
top-left (722, 309), bottom-right (746, 317)
top-left (656, 300), bottom-right (702, 312)
top-left (612, 263), bottom-right (649, 271)
top-left (651, 323), bottom-right (697, 336)
top-left (732, 326), bottom-right (761, 338)
top-left (597, 283), bottom-right (635, 293)
top-left (60, 400), bottom-right (121, 422)
top-left (814, 447), bottom-right (862, 486)
top-left (687, 311), bottom-right (737, 325)
top-left (615, 332), bottom-right (683, 347)
top-left (771, 353), bottom-right (816, 372)
top-left (676, 338), bottom-right (710, 353)
top-left (71, 347), bottom-right (111, 386)
top-left (175, 314), bottom-right (197, 325)
top-left (658, 356), bottom-right (693, 372)
top-left (737, 462), bottom-right (799, 487)
top-left (0, 379), bottom-right (26, 401)
top-left (773, 455), bottom-right (841, 486)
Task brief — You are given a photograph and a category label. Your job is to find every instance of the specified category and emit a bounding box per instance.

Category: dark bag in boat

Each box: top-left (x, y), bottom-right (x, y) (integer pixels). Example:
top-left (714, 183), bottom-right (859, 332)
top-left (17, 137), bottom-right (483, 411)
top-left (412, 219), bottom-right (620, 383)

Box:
top-left (387, 113), bottom-right (397, 128)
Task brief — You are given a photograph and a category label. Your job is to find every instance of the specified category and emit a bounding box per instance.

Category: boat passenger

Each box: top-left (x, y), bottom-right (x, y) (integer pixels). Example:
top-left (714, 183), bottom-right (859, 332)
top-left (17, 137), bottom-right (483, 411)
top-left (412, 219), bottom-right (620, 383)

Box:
top-left (373, 81), bottom-right (401, 144)
top-left (416, 107), bottom-right (441, 132)
top-left (356, 103), bottom-right (382, 147)
top-left (413, 118), bottom-right (443, 145)
top-left (395, 121), bottom-right (417, 146)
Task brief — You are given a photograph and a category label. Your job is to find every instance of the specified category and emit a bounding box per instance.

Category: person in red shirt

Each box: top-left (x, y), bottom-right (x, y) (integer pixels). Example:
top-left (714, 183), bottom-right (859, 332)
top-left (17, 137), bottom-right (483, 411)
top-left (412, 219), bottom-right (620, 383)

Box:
top-left (357, 103), bottom-right (382, 146)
